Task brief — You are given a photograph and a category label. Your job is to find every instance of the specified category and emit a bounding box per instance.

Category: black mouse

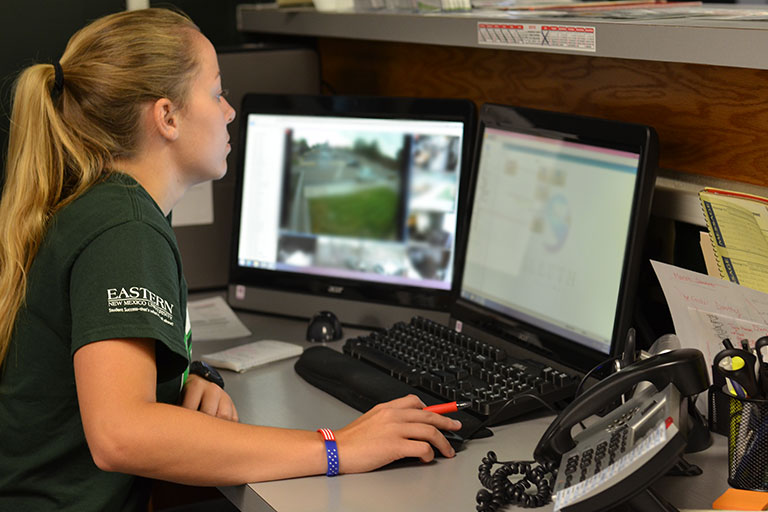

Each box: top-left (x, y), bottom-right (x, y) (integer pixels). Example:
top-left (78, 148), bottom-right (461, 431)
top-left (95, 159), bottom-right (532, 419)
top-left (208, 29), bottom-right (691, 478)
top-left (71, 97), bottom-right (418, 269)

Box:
top-left (383, 431), bottom-right (466, 468)
top-left (440, 430), bottom-right (466, 455)
top-left (306, 310), bottom-right (343, 342)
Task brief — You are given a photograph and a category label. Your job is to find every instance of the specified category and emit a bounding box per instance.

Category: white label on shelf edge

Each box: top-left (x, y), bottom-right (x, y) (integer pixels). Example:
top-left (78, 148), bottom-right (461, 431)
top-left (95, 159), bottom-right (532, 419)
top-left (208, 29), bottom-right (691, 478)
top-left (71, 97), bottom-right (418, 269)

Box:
top-left (477, 22), bottom-right (596, 52)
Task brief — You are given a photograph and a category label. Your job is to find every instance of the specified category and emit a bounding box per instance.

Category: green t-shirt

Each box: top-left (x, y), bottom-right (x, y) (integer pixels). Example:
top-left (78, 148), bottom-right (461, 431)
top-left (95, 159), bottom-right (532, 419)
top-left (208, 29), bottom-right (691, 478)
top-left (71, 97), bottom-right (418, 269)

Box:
top-left (0, 173), bottom-right (190, 511)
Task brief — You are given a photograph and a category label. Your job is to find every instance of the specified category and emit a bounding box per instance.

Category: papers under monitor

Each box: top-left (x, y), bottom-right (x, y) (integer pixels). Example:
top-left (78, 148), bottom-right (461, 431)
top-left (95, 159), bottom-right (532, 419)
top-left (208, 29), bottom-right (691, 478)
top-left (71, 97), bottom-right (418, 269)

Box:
top-left (699, 187), bottom-right (768, 294)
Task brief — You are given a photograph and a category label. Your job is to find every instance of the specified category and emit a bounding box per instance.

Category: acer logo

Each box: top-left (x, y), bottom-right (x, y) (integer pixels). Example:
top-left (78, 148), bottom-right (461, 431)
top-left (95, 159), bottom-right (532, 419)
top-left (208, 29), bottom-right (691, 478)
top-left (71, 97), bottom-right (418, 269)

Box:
top-left (328, 285), bottom-right (344, 294)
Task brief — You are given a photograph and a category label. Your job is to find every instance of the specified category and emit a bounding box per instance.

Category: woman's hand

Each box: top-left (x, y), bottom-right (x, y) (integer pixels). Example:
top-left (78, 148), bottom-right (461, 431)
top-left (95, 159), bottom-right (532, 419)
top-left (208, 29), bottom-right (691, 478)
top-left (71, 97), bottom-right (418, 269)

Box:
top-left (181, 374), bottom-right (239, 422)
top-left (334, 394), bottom-right (462, 474)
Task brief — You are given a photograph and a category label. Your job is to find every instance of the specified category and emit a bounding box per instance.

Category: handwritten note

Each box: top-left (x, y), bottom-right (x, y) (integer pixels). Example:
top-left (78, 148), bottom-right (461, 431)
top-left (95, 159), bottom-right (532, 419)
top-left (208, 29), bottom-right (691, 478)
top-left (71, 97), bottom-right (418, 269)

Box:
top-left (651, 260), bottom-right (768, 374)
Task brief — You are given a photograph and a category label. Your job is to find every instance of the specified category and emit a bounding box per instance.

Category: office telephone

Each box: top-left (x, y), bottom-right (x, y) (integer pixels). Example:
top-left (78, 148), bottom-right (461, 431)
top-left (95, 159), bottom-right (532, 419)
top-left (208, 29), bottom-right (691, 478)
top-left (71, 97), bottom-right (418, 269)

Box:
top-left (476, 348), bottom-right (709, 512)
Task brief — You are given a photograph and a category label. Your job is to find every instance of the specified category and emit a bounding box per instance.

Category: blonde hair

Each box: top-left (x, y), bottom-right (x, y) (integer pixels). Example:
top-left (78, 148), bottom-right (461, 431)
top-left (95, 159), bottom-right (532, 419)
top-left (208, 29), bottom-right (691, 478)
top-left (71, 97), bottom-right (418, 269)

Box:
top-left (0, 8), bottom-right (200, 366)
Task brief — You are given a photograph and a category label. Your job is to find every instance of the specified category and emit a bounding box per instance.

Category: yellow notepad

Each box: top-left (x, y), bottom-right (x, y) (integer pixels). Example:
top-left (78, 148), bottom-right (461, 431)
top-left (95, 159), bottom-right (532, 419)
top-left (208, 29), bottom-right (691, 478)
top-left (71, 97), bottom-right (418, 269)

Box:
top-left (699, 187), bottom-right (768, 294)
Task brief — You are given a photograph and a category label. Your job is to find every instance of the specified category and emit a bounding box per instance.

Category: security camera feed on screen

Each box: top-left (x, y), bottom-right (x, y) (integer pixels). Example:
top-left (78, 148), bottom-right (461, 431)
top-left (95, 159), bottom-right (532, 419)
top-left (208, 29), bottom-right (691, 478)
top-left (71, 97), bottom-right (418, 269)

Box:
top-left (236, 114), bottom-right (465, 290)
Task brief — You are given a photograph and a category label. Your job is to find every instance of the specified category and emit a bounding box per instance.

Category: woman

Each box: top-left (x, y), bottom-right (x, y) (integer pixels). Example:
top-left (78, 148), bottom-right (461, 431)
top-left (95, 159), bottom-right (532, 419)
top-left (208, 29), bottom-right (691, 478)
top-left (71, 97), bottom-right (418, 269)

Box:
top-left (0, 8), bottom-right (460, 511)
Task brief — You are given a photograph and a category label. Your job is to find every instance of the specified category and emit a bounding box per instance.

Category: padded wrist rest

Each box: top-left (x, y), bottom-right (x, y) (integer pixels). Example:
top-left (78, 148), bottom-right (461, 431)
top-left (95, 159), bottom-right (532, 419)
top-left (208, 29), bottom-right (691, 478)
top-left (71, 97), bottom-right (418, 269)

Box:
top-left (294, 345), bottom-right (492, 440)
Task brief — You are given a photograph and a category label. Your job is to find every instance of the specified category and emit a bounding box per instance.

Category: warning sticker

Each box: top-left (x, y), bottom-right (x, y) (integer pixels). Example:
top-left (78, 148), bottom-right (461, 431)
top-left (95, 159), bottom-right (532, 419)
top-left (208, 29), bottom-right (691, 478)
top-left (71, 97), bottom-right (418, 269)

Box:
top-left (477, 22), bottom-right (596, 52)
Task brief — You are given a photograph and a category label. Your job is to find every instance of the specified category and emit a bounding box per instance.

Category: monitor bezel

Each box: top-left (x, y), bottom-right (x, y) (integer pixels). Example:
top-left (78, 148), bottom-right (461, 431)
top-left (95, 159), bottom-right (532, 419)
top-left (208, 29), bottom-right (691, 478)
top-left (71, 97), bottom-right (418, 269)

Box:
top-left (451, 103), bottom-right (658, 374)
top-left (228, 93), bottom-right (476, 322)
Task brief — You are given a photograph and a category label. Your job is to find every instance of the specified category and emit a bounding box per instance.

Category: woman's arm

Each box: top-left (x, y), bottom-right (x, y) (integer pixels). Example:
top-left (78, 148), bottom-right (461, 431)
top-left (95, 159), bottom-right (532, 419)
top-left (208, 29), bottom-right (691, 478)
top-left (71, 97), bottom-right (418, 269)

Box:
top-left (73, 338), bottom-right (461, 486)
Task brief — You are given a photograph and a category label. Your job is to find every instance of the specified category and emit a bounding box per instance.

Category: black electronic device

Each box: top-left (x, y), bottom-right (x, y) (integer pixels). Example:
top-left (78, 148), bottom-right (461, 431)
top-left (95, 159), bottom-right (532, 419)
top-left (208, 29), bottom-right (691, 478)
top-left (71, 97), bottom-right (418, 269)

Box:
top-left (542, 350), bottom-right (708, 512)
top-left (474, 349), bottom-right (709, 512)
top-left (228, 94), bottom-right (476, 328)
top-left (453, 103), bottom-right (658, 376)
top-left (306, 310), bottom-right (343, 342)
top-left (188, 360), bottom-right (226, 389)
top-left (342, 315), bottom-right (579, 425)
top-left (534, 349), bottom-right (709, 464)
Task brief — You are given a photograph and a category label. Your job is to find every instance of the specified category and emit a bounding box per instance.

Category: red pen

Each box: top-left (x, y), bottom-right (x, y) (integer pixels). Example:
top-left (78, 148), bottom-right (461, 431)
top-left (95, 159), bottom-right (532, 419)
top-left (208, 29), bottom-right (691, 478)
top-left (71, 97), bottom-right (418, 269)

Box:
top-left (423, 401), bottom-right (472, 415)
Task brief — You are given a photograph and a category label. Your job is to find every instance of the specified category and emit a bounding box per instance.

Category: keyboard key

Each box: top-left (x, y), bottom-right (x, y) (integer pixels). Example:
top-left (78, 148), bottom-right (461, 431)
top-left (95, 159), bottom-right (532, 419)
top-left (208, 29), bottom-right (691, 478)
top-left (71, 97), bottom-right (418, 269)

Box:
top-left (345, 341), bottom-right (413, 376)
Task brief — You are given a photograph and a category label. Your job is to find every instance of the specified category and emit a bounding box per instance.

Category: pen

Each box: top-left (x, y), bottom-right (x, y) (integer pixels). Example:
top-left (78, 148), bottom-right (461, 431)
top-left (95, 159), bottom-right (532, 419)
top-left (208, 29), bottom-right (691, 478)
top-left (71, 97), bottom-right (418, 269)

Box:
top-left (423, 401), bottom-right (472, 414)
top-left (725, 378), bottom-right (747, 399)
top-left (741, 339), bottom-right (750, 352)
top-left (723, 338), bottom-right (735, 350)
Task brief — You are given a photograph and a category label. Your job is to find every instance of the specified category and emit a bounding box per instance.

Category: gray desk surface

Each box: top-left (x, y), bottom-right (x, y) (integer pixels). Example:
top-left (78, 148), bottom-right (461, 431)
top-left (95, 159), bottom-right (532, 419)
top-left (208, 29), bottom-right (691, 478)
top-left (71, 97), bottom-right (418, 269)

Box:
top-left (196, 306), bottom-right (731, 512)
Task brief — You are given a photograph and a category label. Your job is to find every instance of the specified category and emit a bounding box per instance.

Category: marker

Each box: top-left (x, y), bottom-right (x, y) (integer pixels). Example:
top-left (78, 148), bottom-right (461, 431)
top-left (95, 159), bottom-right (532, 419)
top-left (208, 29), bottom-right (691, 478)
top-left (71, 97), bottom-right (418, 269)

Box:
top-left (715, 349), bottom-right (759, 398)
top-left (423, 401), bottom-right (472, 415)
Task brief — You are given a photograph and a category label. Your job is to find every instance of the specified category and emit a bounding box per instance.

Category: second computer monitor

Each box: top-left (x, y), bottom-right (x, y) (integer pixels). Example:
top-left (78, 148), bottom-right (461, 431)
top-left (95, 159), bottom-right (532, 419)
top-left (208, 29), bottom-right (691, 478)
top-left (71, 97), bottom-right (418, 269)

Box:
top-left (454, 103), bottom-right (658, 372)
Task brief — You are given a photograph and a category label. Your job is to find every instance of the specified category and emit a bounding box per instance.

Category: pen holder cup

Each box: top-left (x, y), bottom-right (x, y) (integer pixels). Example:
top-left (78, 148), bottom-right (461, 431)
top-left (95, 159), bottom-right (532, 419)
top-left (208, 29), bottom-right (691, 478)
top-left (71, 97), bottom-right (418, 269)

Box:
top-left (724, 390), bottom-right (768, 491)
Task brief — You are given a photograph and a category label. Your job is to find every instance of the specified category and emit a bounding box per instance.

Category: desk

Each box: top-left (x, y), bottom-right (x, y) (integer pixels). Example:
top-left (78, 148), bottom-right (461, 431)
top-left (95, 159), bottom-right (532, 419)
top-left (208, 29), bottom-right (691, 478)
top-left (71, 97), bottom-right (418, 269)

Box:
top-left (197, 307), bottom-right (731, 511)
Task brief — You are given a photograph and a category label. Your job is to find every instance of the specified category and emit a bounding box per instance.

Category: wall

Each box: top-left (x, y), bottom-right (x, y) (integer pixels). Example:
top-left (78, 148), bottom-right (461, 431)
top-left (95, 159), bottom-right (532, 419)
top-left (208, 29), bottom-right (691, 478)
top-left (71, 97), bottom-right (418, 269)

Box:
top-left (318, 37), bottom-right (768, 187)
top-left (0, 1), bottom-right (125, 177)
top-left (0, 1), bottom-right (255, 181)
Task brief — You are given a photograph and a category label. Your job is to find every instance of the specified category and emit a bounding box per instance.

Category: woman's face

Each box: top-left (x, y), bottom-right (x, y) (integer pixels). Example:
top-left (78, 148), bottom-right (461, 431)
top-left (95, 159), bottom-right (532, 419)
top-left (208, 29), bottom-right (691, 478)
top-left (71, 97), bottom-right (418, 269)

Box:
top-left (175, 31), bottom-right (236, 184)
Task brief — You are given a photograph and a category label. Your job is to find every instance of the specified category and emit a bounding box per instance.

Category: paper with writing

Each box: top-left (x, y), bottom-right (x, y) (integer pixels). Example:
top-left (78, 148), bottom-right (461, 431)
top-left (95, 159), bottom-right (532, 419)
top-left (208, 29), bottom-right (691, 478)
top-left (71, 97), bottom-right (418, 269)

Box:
top-left (651, 260), bottom-right (768, 380)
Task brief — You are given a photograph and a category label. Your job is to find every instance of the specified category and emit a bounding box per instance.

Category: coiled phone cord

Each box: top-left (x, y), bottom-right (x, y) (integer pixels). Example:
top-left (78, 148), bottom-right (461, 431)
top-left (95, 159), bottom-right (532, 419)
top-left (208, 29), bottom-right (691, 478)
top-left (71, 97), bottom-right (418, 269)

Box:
top-left (473, 355), bottom-right (620, 510)
top-left (475, 451), bottom-right (558, 510)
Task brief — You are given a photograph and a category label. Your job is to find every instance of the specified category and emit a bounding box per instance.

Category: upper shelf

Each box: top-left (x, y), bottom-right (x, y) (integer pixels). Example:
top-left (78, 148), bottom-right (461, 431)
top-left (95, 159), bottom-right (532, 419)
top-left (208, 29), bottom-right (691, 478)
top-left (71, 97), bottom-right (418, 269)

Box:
top-left (237, 3), bottom-right (768, 70)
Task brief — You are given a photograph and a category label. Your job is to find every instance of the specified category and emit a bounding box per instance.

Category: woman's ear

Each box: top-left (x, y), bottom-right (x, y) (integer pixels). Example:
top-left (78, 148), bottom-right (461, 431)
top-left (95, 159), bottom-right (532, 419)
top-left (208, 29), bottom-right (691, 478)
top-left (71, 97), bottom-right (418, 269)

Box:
top-left (151, 98), bottom-right (180, 142)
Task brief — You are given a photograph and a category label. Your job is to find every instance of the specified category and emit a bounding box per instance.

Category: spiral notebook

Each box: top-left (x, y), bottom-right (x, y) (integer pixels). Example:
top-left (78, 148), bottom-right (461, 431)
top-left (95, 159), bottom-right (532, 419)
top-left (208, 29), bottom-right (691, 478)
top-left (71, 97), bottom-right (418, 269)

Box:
top-left (699, 187), bottom-right (768, 294)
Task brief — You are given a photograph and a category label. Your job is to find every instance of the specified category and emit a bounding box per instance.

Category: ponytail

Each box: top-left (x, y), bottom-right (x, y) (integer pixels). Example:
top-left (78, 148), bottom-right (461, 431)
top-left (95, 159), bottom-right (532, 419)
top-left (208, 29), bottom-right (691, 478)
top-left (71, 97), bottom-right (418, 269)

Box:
top-left (0, 8), bottom-right (199, 367)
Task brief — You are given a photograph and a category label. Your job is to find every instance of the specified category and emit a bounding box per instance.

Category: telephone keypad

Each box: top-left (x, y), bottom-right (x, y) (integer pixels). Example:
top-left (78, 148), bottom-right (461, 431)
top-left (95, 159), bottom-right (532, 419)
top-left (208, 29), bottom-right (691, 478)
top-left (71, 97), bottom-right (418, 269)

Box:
top-left (551, 383), bottom-right (691, 512)
top-left (561, 424), bottom-right (634, 490)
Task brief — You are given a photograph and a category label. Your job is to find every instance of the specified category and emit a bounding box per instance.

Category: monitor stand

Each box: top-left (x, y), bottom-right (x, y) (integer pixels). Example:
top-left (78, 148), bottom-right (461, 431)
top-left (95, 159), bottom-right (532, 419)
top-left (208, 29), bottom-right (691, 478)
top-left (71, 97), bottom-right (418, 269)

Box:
top-left (228, 284), bottom-right (449, 329)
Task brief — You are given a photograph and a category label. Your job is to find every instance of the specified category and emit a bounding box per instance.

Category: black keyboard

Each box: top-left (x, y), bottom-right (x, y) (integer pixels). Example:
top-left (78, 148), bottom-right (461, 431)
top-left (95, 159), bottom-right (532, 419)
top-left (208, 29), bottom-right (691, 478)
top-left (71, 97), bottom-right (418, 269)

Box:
top-left (341, 316), bottom-right (580, 426)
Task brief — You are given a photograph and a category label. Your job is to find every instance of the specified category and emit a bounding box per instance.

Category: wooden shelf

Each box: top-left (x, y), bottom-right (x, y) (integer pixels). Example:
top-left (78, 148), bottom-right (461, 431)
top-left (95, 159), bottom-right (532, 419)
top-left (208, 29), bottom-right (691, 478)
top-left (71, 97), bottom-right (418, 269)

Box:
top-left (238, 5), bottom-right (768, 70)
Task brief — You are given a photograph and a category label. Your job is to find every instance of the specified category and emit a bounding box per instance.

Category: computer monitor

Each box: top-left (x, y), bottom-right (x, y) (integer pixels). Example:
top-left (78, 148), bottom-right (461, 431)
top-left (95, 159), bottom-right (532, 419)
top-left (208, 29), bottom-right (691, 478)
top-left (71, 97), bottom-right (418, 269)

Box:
top-left (452, 103), bottom-right (658, 373)
top-left (228, 94), bottom-right (475, 327)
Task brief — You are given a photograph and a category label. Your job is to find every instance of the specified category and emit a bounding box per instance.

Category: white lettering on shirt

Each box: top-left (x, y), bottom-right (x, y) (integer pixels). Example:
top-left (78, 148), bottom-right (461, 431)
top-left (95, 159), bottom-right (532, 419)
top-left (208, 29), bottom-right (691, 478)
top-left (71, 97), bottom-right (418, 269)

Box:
top-left (106, 286), bottom-right (175, 326)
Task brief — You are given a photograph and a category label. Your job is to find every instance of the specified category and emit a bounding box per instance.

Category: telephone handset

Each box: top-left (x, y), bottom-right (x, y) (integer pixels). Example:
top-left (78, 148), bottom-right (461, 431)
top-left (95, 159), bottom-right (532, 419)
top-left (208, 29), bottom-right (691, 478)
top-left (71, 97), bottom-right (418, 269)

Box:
top-left (537, 348), bottom-right (709, 512)
top-left (476, 349), bottom-right (710, 512)
top-left (534, 348), bottom-right (709, 464)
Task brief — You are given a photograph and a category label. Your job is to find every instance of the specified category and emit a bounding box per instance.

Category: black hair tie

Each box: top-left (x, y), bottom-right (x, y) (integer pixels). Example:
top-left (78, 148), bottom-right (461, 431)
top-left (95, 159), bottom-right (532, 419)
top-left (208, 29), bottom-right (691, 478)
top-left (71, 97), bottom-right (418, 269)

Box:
top-left (51, 61), bottom-right (64, 100)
